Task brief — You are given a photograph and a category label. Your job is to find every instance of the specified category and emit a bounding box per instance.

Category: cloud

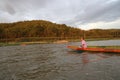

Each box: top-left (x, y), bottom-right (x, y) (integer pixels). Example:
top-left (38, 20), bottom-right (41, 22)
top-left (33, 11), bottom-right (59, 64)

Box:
top-left (79, 19), bottom-right (120, 30)
top-left (0, 0), bottom-right (120, 29)
top-left (0, 0), bottom-right (55, 22)
top-left (62, 0), bottom-right (120, 24)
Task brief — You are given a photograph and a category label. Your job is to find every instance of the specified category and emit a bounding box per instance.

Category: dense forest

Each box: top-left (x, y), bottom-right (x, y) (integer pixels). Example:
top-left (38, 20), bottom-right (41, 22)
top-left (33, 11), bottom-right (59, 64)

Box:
top-left (0, 20), bottom-right (120, 42)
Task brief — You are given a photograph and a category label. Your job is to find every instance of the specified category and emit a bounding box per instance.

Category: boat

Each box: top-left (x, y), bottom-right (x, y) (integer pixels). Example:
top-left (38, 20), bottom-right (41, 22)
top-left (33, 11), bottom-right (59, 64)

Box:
top-left (67, 46), bottom-right (120, 53)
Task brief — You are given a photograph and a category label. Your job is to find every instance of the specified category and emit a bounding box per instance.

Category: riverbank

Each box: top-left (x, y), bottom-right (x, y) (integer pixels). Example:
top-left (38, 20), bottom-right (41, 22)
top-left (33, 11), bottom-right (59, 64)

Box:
top-left (0, 39), bottom-right (120, 49)
top-left (0, 41), bottom-right (49, 47)
top-left (0, 42), bottom-right (120, 50)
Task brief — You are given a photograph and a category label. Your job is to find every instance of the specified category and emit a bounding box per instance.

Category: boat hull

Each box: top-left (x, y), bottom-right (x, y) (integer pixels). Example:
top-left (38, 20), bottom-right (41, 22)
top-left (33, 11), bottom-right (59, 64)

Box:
top-left (67, 46), bottom-right (120, 53)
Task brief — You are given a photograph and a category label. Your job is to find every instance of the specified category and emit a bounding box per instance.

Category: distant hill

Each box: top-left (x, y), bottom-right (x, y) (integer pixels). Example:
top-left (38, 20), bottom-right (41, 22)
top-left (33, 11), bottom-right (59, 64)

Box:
top-left (0, 20), bottom-right (119, 42)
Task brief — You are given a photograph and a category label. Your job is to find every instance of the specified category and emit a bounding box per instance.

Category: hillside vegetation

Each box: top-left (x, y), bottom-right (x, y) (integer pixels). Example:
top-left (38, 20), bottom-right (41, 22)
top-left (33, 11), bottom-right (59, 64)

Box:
top-left (0, 20), bottom-right (119, 42)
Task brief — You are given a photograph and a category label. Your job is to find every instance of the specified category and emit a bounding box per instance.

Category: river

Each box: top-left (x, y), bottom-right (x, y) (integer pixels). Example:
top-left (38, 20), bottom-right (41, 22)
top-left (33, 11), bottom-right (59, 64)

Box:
top-left (0, 40), bottom-right (120, 80)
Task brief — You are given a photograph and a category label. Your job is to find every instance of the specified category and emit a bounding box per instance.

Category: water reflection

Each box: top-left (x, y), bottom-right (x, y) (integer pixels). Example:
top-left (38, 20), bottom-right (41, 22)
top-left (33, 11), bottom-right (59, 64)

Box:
top-left (68, 51), bottom-right (120, 64)
top-left (81, 52), bottom-right (89, 64)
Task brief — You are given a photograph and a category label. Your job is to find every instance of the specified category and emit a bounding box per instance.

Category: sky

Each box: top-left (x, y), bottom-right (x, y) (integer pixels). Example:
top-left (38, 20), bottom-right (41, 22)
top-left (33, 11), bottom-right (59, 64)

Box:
top-left (0, 0), bottom-right (120, 30)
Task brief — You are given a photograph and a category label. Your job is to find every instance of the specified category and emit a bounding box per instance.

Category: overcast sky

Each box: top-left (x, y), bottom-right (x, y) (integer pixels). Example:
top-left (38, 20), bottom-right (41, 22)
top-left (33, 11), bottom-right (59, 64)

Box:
top-left (0, 0), bottom-right (120, 30)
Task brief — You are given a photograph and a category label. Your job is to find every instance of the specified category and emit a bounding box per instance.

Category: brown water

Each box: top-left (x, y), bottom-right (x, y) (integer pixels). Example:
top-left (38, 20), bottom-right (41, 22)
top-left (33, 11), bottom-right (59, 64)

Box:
top-left (0, 42), bottom-right (120, 80)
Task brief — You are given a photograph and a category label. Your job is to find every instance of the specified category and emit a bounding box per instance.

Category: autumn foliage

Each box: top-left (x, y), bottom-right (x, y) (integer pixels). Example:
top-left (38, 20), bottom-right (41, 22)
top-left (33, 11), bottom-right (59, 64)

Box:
top-left (0, 20), bottom-right (119, 42)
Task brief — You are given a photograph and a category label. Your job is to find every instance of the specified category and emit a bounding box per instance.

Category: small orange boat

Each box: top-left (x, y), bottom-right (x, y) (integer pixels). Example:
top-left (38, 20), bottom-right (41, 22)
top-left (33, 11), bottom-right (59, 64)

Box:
top-left (67, 46), bottom-right (120, 53)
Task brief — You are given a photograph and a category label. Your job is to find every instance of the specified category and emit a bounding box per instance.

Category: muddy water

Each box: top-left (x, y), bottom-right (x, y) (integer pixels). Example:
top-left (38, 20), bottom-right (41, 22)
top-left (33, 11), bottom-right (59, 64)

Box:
top-left (0, 41), bottom-right (120, 80)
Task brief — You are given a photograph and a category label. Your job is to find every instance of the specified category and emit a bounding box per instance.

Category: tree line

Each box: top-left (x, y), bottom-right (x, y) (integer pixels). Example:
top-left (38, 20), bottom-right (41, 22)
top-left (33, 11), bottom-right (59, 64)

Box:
top-left (0, 20), bottom-right (119, 42)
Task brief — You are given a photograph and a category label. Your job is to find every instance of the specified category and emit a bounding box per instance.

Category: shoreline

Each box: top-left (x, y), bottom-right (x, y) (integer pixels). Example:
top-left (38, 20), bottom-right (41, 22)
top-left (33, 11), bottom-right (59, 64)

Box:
top-left (0, 39), bottom-right (120, 48)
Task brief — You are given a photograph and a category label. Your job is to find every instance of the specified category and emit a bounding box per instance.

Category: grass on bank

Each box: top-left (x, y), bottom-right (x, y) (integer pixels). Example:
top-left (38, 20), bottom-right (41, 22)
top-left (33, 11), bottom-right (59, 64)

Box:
top-left (0, 38), bottom-right (120, 49)
top-left (0, 42), bottom-right (120, 50)
top-left (0, 41), bottom-right (49, 47)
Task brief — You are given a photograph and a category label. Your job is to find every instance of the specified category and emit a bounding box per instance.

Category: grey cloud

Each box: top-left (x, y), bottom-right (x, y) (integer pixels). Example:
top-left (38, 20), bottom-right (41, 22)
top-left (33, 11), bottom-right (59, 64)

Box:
top-left (64, 0), bottom-right (120, 25)
top-left (0, 0), bottom-right (55, 23)
top-left (5, 3), bottom-right (15, 15)
top-left (0, 0), bottom-right (120, 30)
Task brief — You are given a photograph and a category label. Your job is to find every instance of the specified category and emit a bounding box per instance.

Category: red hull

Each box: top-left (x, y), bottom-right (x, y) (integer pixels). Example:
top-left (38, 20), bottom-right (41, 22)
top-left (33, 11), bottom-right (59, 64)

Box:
top-left (67, 46), bottom-right (120, 53)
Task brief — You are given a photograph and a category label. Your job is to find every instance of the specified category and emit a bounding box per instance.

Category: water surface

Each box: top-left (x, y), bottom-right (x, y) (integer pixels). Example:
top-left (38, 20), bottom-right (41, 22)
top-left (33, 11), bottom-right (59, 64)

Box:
top-left (0, 40), bottom-right (120, 80)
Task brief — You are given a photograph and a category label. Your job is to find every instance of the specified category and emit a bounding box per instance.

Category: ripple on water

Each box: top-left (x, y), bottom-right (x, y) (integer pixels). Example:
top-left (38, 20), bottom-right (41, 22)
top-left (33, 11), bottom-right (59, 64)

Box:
top-left (0, 43), bottom-right (120, 80)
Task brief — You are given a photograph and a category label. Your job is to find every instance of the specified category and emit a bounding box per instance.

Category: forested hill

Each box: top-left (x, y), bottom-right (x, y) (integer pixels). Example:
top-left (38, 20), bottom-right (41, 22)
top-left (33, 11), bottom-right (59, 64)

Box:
top-left (0, 20), bottom-right (83, 38)
top-left (0, 20), bottom-right (120, 41)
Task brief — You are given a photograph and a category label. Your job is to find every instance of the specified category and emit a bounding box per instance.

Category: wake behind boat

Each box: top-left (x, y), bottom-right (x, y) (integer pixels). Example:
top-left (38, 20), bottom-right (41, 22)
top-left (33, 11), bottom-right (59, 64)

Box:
top-left (67, 45), bottom-right (120, 53)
